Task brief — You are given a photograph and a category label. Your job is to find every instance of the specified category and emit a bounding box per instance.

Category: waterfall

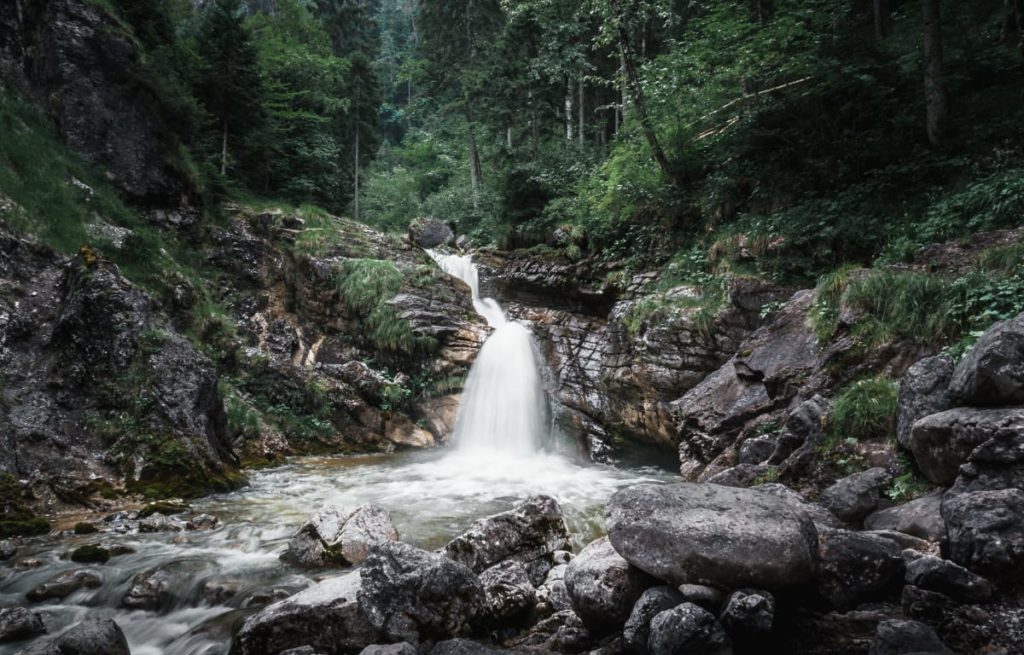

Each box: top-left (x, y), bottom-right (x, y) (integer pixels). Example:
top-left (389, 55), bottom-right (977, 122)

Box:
top-left (429, 251), bottom-right (547, 455)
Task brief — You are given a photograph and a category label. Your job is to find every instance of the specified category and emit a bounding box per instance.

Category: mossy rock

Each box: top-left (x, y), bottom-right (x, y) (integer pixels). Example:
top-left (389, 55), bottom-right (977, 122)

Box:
top-left (0, 517), bottom-right (50, 538)
top-left (70, 544), bottom-right (110, 563)
top-left (131, 467), bottom-right (248, 501)
top-left (73, 522), bottom-right (99, 535)
top-left (138, 501), bottom-right (191, 518)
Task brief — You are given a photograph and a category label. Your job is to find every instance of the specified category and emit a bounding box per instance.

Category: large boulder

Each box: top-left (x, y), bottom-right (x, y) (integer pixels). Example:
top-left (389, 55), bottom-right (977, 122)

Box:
top-left (864, 491), bottom-right (945, 542)
top-left (564, 537), bottom-right (655, 635)
top-left (647, 603), bottom-right (732, 655)
top-left (0, 607), bottom-right (45, 643)
top-left (26, 569), bottom-right (102, 602)
top-left (409, 217), bottom-right (454, 249)
top-left (941, 489), bottom-right (1024, 580)
top-left (478, 560), bottom-right (536, 625)
top-left (20, 618), bottom-right (130, 655)
top-left (816, 530), bottom-right (905, 611)
top-left (282, 505), bottom-right (398, 568)
top-left (622, 587), bottom-right (686, 654)
top-left (818, 468), bottom-right (892, 524)
top-left (909, 408), bottom-right (1024, 485)
top-left (230, 572), bottom-right (381, 655)
top-left (120, 569), bottom-right (171, 611)
top-left (868, 619), bottom-right (952, 655)
top-left (904, 555), bottom-right (994, 603)
top-left (606, 483), bottom-right (818, 590)
top-left (896, 356), bottom-right (954, 449)
top-left (358, 542), bottom-right (485, 645)
top-left (949, 312), bottom-right (1024, 406)
top-left (718, 589), bottom-right (775, 639)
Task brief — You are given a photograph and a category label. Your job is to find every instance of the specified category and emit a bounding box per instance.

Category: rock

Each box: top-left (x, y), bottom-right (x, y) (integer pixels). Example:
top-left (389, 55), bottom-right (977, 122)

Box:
top-left (202, 579), bottom-right (242, 605)
top-left (138, 514), bottom-right (184, 533)
top-left (0, 542), bottom-right (16, 560)
top-left (536, 564), bottom-right (571, 614)
top-left (868, 619), bottom-right (952, 655)
top-left (773, 395), bottom-right (831, 470)
top-left (409, 217), bottom-right (454, 249)
top-left (478, 560), bottom-right (536, 625)
top-left (754, 483), bottom-right (841, 530)
top-left (909, 408), bottom-right (1024, 485)
top-left (949, 312), bottom-right (1024, 406)
top-left (121, 569), bottom-right (171, 611)
top-left (282, 504), bottom-right (399, 568)
top-left (443, 495), bottom-right (572, 580)
top-left (359, 645), bottom-right (417, 655)
top-left (864, 492), bottom-right (945, 542)
top-left (816, 530), bottom-right (905, 611)
top-left (231, 572), bottom-right (381, 655)
top-left (70, 545), bottom-right (110, 564)
top-left (279, 648), bottom-right (322, 655)
top-left (509, 609), bottom-right (594, 652)
top-left (73, 522), bottom-right (99, 535)
top-left (896, 356), bottom-right (954, 449)
top-left (20, 618), bottom-right (130, 655)
top-left (358, 541), bottom-right (484, 644)
top-left (647, 603), bottom-right (732, 655)
top-left (187, 514), bottom-right (219, 531)
top-left (704, 464), bottom-right (770, 488)
top-left (818, 468), bottom-right (892, 524)
top-left (564, 537), bottom-right (655, 635)
top-left (677, 585), bottom-right (725, 613)
top-left (606, 483), bottom-right (818, 590)
top-left (243, 587), bottom-right (292, 608)
top-left (718, 589), bottom-right (774, 638)
top-left (430, 639), bottom-right (510, 655)
top-left (738, 435), bottom-right (778, 465)
top-left (384, 415), bottom-right (435, 449)
top-left (865, 530), bottom-right (933, 552)
top-left (0, 607), bottom-right (45, 643)
top-left (941, 489), bottom-right (1024, 580)
top-left (138, 501), bottom-right (190, 519)
top-left (26, 569), bottom-right (102, 602)
top-left (904, 556), bottom-right (993, 603)
top-left (623, 587), bottom-right (685, 654)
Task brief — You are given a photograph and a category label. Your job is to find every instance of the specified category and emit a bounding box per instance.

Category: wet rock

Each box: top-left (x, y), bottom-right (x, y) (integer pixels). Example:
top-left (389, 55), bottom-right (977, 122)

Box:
top-left (430, 639), bottom-right (509, 655)
top-left (243, 587), bottom-right (292, 608)
top-left (359, 645), bottom-right (417, 655)
top-left (507, 609), bottom-right (593, 653)
top-left (864, 492), bottom-right (945, 542)
top-left (73, 522), bottom-right (99, 535)
top-left (19, 618), bottom-right (130, 655)
top-left (648, 603), bottom-right (732, 655)
top-left (865, 530), bottom-right (933, 553)
top-left (384, 416), bottom-right (435, 449)
top-left (909, 408), bottom-right (1024, 485)
top-left (564, 536), bottom-right (655, 635)
top-left (704, 464), bottom-right (770, 488)
top-left (0, 542), bottom-right (16, 560)
top-left (535, 564), bottom-right (571, 614)
top-left (773, 395), bottom-right (831, 477)
top-left (868, 619), bottom-right (952, 655)
top-left (718, 589), bottom-right (774, 638)
top-left (69, 543), bottom-right (110, 564)
top-left (26, 569), bottom-right (102, 602)
top-left (816, 530), bottom-right (905, 611)
top-left (409, 217), bottom-right (454, 249)
top-left (0, 607), bottom-right (45, 643)
top-left (121, 569), bottom-right (171, 611)
top-left (754, 483), bottom-right (841, 530)
top-left (282, 504), bottom-right (399, 568)
top-left (358, 541), bottom-right (485, 644)
top-left (606, 483), bottom-right (818, 590)
top-left (138, 514), bottom-right (184, 533)
top-left (478, 560), bottom-right (536, 625)
top-left (896, 356), bottom-right (954, 449)
top-left (904, 556), bottom-right (993, 603)
top-left (949, 312), bottom-right (1024, 406)
top-left (941, 489), bottom-right (1024, 580)
top-left (232, 572), bottom-right (381, 655)
top-left (15, 559), bottom-right (42, 570)
top-left (138, 501), bottom-right (190, 519)
top-left (187, 514), bottom-right (220, 531)
top-left (677, 585), bottom-right (726, 613)
top-left (738, 435), bottom-right (777, 465)
top-left (443, 496), bottom-right (572, 581)
top-left (622, 586), bottom-right (685, 653)
top-left (280, 648), bottom-right (323, 655)
top-left (818, 468), bottom-right (892, 524)
top-left (202, 579), bottom-right (242, 605)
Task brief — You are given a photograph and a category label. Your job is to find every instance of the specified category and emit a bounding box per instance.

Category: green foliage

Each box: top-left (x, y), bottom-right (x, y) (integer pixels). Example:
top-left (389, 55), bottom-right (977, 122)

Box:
top-left (886, 453), bottom-right (934, 503)
top-left (825, 377), bottom-right (899, 445)
top-left (0, 473), bottom-right (50, 537)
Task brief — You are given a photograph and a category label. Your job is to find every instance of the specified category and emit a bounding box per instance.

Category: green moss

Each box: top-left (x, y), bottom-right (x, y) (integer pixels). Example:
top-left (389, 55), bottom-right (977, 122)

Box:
top-left (825, 377), bottom-right (899, 445)
top-left (138, 501), bottom-right (190, 518)
top-left (70, 544), bottom-right (111, 564)
top-left (0, 518), bottom-right (50, 538)
top-left (73, 522), bottom-right (99, 535)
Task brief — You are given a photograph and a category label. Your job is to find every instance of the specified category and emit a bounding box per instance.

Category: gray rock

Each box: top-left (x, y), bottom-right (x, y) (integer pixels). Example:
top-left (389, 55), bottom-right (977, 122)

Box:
top-left (22, 619), bottom-right (129, 655)
top-left (950, 411), bottom-right (1024, 493)
top-left (358, 541), bottom-right (484, 644)
top-left (819, 467), bottom-right (892, 524)
top-left (359, 645), bottom-right (417, 655)
top-left (0, 542), bottom-right (17, 561)
top-left (279, 648), bottom-right (322, 655)
top-left (26, 569), bottom-right (102, 602)
top-left (564, 536), bottom-right (654, 635)
top-left (773, 395), bottom-right (831, 469)
top-left (864, 492), bottom-right (945, 542)
top-left (623, 587), bottom-right (686, 653)
top-left (187, 514), bottom-right (219, 531)
top-left (864, 530), bottom-right (933, 552)
top-left (868, 619), bottom-right (952, 655)
top-left (718, 589), bottom-right (774, 637)
top-left (941, 489), bottom-right (1024, 580)
top-left (0, 607), bottom-right (45, 643)
top-left (648, 603), bottom-right (732, 655)
top-left (430, 639), bottom-right (510, 655)
top-left (754, 483), bottom-right (841, 530)
top-left (231, 572), bottom-right (381, 655)
top-left (201, 579), bottom-right (241, 605)
top-left (909, 408), bottom-right (1024, 485)
top-left (409, 217), bottom-right (454, 249)
top-left (677, 585), bottom-right (725, 613)
top-left (606, 483), bottom-right (818, 590)
top-left (904, 555), bottom-right (994, 603)
top-left (443, 496), bottom-right (572, 582)
top-left (121, 569), bottom-right (171, 611)
top-left (282, 504), bottom-right (399, 569)
top-left (506, 609), bottom-right (592, 653)
top-left (949, 312), bottom-right (1024, 406)
top-left (705, 464), bottom-right (770, 488)
top-left (478, 560), bottom-right (536, 625)
top-left (738, 434), bottom-right (778, 465)
top-left (138, 514), bottom-right (184, 533)
top-left (896, 356), bottom-right (954, 449)
top-left (817, 530), bottom-right (905, 610)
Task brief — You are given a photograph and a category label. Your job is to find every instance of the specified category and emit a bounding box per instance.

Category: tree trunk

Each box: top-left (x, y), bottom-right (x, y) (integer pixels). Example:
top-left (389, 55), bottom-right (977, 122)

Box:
top-left (874, 0), bottom-right (888, 40)
top-left (507, 125), bottom-right (513, 149)
top-left (353, 129), bottom-right (361, 222)
top-left (564, 87), bottom-right (574, 141)
top-left (467, 127), bottom-right (482, 210)
top-left (923, 0), bottom-right (947, 147)
top-left (220, 120), bottom-right (228, 177)
top-left (578, 79), bottom-right (585, 145)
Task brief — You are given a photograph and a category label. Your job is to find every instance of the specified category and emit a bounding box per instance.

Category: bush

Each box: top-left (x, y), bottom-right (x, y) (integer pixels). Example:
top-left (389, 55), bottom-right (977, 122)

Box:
top-left (826, 377), bottom-right (899, 444)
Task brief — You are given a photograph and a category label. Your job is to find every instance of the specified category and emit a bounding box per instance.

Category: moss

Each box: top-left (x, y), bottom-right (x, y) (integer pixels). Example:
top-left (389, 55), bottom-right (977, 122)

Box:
top-left (0, 518), bottom-right (50, 538)
top-left (73, 522), bottom-right (99, 535)
top-left (138, 501), bottom-right (191, 518)
top-left (70, 544), bottom-right (110, 564)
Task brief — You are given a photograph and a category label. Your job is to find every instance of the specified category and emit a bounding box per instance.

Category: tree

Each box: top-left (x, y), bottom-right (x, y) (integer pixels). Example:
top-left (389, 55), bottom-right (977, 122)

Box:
top-left (922, 0), bottom-right (947, 147)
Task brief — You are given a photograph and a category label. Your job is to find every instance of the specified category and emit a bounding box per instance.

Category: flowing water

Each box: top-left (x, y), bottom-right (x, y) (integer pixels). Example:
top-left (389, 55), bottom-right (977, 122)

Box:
top-left (0, 251), bottom-right (673, 655)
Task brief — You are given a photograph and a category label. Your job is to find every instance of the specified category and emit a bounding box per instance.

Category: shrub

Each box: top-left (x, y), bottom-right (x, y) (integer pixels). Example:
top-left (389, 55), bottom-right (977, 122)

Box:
top-left (826, 377), bottom-right (899, 444)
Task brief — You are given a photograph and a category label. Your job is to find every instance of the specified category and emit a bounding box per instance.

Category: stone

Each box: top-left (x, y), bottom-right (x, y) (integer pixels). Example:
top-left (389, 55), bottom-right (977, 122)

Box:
top-left (564, 536), bottom-right (655, 635)
top-left (478, 560), bottom-right (536, 625)
top-left (865, 530), bottom-right (933, 552)
top-left (909, 408), bottom-right (1024, 485)
top-left (864, 492), bottom-right (945, 542)
top-left (187, 514), bottom-right (219, 531)
top-left (606, 483), bottom-right (818, 590)
top-left (26, 569), bottom-right (102, 602)
top-left (738, 434), bottom-right (777, 465)
top-left (282, 504), bottom-right (399, 568)
top-left (818, 468), bottom-right (892, 524)
top-left (536, 564), bottom-right (571, 614)
top-left (409, 217), bottom-right (454, 249)
top-left (648, 603), bottom-right (732, 655)
top-left (0, 542), bottom-right (16, 560)
top-left (507, 609), bottom-right (593, 653)
top-left (904, 556), bottom-right (994, 603)
top-left (941, 489), bottom-right (1024, 580)
top-left (279, 648), bottom-right (322, 655)
top-left (0, 607), bottom-right (45, 643)
top-left (622, 586), bottom-right (685, 654)
top-left (718, 589), bottom-right (774, 638)
top-left (358, 541), bottom-right (484, 644)
top-left (896, 356), bottom-right (954, 449)
top-left (949, 312), bottom-right (1024, 406)
top-left (754, 483), bottom-right (842, 530)
top-left (70, 545), bottom-right (110, 564)
top-left (202, 579), bottom-right (242, 605)
top-left (19, 618), bottom-right (130, 655)
top-left (677, 585), bottom-right (725, 613)
top-left (359, 645), bottom-right (417, 655)
top-left (121, 569), bottom-right (171, 611)
top-left (430, 639), bottom-right (510, 655)
top-left (816, 530), bottom-right (905, 611)
top-left (705, 464), bottom-right (770, 488)
top-left (868, 619), bottom-right (952, 655)
top-left (138, 514), bottom-right (184, 534)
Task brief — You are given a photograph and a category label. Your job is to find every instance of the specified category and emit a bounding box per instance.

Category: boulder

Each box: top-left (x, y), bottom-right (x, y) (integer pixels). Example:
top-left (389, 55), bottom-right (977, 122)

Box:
top-left (443, 496), bottom-right (572, 581)
top-left (896, 356), bottom-right (954, 449)
top-left (26, 569), bottom-right (102, 602)
top-left (121, 569), bottom-right (171, 611)
top-left (430, 639), bottom-right (510, 655)
top-left (868, 619), bottom-right (952, 655)
top-left (230, 572), bottom-right (381, 655)
top-left (282, 504), bottom-right (399, 568)
top-left (409, 218), bottom-right (454, 249)
top-left (0, 607), bottom-right (45, 643)
top-left (738, 435), bottom-right (778, 465)
top-left (359, 645), bottom-right (417, 655)
top-left (949, 312), bottom-right (1024, 406)
top-left (754, 483), bottom-right (841, 530)
top-left (564, 537), bottom-right (655, 635)
top-left (606, 483), bottom-right (818, 590)
top-left (718, 589), bottom-right (774, 638)
top-left (187, 514), bottom-right (220, 531)
top-left (536, 564), bottom-right (571, 613)
top-left (138, 514), bottom-right (184, 533)
top-left (202, 579), bottom-right (242, 605)
top-left (909, 408), bottom-right (1024, 485)
top-left (864, 492), bottom-right (945, 542)
top-left (950, 414), bottom-right (1024, 493)
top-left (358, 541), bottom-right (485, 644)
top-left (941, 489), bottom-right (1024, 580)
top-left (19, 618), bottom-right (130, 655)
top-left (704, 464), bottom-right (770, 488)
top-left (648, 603), bottom-right (732, 655)
top-left (677, 585), bottom-right (726, 613)
top-left (818, 468), bottom-right (892, 524)
top-left (622, 587), bottom-right (686, 654)
top-left (816, 530), bottom-right (905, 610)
top-left (478, 560), bottom-right (536, 625)
top-left (904, 556), bottom-right (994, 603)
top-left (506, 609), bottom-right (593, 653)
